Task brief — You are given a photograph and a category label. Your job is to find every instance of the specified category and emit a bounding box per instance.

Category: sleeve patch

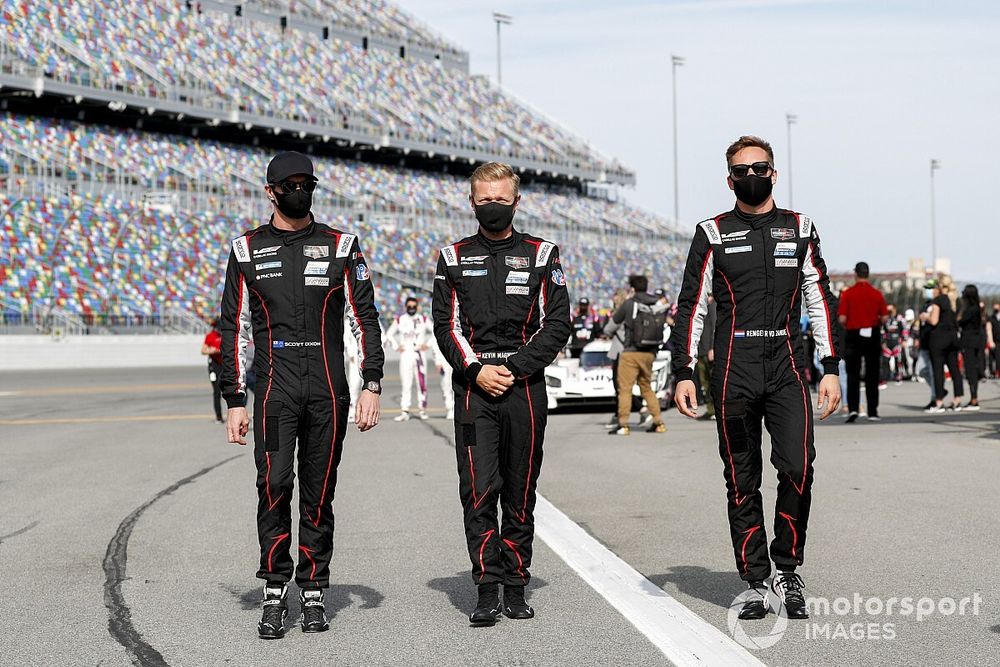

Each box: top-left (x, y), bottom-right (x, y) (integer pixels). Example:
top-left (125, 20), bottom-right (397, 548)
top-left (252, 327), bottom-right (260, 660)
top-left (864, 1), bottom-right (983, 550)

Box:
top-left (232, 236), bottom-right (251, 263)
top-left (336, 233), bottom-right (356, 258)
top-left (698, 220), bottom-right (722, 245)
top-left (799, 215), bottom-right (813, 239)
top-left (441, 245), bottom-right (458, 267)
top-left (536, 241), bottom-right (555, 267)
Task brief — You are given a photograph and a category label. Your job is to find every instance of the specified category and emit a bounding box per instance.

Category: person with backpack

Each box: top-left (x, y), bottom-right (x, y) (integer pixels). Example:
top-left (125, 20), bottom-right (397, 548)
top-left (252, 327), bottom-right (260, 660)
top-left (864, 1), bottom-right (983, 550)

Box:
top-left (603, 274), bottom-right (668, 435)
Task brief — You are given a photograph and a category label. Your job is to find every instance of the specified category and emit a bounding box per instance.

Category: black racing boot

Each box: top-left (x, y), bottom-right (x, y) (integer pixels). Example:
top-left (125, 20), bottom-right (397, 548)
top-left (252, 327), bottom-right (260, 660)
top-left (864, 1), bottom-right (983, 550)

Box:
top-left (469, 583), bottom-right (502, 627)
top-left (502, 585), bottom-right (535, 619)
top-left (771, 571), bottom-right (809, 619)
top-left (299, 587), bottom-right (330, 633)
top-left (737, 581), bottom-right (769, 620)
top-left (258, 583), bottom-right (288, 639)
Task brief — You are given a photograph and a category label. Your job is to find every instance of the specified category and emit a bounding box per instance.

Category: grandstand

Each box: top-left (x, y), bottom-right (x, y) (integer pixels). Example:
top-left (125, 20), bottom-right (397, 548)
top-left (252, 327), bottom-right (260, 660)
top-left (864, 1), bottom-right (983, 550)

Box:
top-left (0, 0), bottom-right (685, 334)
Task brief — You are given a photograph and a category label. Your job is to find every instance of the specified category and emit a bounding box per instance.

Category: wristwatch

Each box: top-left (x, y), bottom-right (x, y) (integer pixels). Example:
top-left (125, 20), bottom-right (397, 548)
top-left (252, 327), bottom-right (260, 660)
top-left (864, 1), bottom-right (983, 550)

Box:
top-left (365, 380), bottom-right (382, 395)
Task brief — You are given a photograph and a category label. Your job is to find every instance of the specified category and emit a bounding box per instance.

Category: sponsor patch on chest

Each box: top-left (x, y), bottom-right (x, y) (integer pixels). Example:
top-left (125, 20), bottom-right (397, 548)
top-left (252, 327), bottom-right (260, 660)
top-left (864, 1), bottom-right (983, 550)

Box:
top-left (256, 271), bottom-right (282, 280)
top-left (463, 269), bottom-right (487, 277)
top-left (255, 261), bottom-right (281, 270)
top-left (505, 255), bottom-right (530, 269)
top-left (773, 242), bottom-right (797, 257)
top-left (725, 245), bottom-right (753, 254)
top-left (771, 227), bottom-right (796, 241)
top-left (506, 285), bottom-right (530, 295)
top-left (303, 245), bottom-right (329, 259)
top-left (305, 276), bottom-right (330, 287)
top-left (253, 245), bottom-right (281, 258)
top-left (461, 255), bottom-right (487, 265)
top-left (721, 230), bottom-right (750, 242)
top-left (304, 261), bottom-right (329, 275)
top-left (775, 258), bottom-right (799, 268)
top-left (506, 271), bottom-right (530, 284)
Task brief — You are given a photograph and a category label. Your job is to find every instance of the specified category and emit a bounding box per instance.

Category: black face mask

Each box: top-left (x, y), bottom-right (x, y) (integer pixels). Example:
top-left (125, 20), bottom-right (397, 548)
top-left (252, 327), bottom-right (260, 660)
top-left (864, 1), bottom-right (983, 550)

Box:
top-left (732, 175), bottom-right (773, 207)
top-left (272, 190), bottom-right (312, 219)
top-left (406, 306), bottom-right (417, 316)
top-left (474, 202), bottom-right (515, 233)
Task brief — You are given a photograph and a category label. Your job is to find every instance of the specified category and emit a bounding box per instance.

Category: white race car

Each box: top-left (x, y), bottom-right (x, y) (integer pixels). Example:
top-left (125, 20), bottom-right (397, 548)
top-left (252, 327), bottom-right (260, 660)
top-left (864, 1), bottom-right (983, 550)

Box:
top-left (544, 339), bottom-right (672, 411)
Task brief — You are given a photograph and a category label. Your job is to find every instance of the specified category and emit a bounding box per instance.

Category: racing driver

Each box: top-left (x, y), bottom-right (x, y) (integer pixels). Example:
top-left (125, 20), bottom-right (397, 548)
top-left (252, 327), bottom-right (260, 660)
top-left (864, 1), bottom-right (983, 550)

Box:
top-left (432, 161), bottom-right (571, 626)
top-left (670, 136), bottom-right (841, 621)
top-left (220, 151), bottom-right (384, 639)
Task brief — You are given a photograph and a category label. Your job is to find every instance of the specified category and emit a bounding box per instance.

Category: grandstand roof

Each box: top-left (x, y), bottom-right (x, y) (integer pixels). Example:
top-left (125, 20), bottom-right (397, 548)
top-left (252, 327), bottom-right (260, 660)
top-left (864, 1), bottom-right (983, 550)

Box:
top-left (0, 0), bottom-right (636, 187)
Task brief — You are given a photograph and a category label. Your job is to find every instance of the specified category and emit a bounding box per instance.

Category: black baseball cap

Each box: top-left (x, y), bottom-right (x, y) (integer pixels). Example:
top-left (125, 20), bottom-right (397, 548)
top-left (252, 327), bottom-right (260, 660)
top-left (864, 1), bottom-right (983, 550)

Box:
top-left (578, 297), bottom-right (590, 305)
top-left (266, 151), bottom-right (317, 183)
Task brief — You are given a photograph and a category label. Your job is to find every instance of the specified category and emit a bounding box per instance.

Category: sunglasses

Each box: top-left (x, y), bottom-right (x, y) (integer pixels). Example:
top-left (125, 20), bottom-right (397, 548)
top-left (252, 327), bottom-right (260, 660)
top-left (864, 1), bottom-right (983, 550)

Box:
top-left (728, 161), bottom-right (773, 179)
top-left (271, 179), bottom-right (318, 195)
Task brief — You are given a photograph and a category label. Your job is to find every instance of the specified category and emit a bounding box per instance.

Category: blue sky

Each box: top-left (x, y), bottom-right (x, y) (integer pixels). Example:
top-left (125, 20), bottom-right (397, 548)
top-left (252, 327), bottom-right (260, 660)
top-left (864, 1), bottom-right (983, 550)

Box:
top-left (398, 0), bottom-right (999, 282)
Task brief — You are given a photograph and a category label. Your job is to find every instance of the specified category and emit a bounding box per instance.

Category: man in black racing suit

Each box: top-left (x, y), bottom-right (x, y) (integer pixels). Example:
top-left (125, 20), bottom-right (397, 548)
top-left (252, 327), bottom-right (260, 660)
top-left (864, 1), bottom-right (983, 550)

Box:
top-left (432, 162), bottom-right (571, 626)
top-left (220, 152), bottom-right (384, 639)
top-left (671, 136), bottom-right (841, 621)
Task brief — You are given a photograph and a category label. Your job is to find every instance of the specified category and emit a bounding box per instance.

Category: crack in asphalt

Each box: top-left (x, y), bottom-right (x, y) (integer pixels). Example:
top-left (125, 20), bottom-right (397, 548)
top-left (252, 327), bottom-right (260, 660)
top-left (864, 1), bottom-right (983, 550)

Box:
top-left (102, 455), bottom-right (241, 667)
top-left (0, 520), bottom-right (40, 545)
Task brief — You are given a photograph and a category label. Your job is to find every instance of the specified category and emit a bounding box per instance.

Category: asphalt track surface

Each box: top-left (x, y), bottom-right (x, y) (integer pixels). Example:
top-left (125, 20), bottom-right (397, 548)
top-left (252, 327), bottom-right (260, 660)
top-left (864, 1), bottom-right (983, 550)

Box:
top-left (2, 366), bottom-right (998, 666)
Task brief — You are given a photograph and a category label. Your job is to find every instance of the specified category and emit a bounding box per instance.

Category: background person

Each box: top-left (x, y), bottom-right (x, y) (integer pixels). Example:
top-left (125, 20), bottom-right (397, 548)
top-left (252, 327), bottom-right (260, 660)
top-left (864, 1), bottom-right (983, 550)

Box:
top-left (957, 285), bottom-right (987, 410)
top-left (385, 296), bottom-right (433, 421)
top-left (568, 297), bottom-right (600, 358)
top-left (603, 274), bottom-right (668, 435)
top-left (201, 317), bottom-right (224, 423)
top-left (837, 262), bottom-right (887, 422)
top-left (924, 278), bottom-right (964, 412)
top-left (990, 304), bottom-right (1000, 378)
top-left (695, 294), bottom-right (717, 420)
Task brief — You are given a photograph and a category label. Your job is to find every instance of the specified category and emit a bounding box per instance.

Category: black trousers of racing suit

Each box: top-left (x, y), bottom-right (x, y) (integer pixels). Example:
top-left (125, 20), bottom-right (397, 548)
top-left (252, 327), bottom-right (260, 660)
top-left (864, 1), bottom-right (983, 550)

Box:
top-left (253, 382), bottom-right (349, 588)
top-left (453, 370), bottom-right (546, 585)
top-left (711, 357), bottom-right (816, 583)
top-left (844, 329), bottom-right (881, 416)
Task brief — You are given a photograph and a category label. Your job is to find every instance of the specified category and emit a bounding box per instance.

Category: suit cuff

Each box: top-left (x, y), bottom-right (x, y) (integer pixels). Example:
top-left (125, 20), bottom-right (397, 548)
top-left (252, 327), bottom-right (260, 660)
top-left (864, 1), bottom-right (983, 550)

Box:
top-left (464, 362), bottom-right (483, 384)
top-left (224, 394), bottom-right (246, 409)
top-left (822, 359), bottom-right (840, 376)
top-left (673, 368), bottom-right (694, 385)
top-left (362, 369), bottom-right (382, 384)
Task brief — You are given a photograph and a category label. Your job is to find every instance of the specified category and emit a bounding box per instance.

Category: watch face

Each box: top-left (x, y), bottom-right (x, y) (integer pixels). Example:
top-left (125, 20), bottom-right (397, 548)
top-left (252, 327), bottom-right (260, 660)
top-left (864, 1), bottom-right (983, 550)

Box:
top-left (366, 381), bottom-right (381, 394)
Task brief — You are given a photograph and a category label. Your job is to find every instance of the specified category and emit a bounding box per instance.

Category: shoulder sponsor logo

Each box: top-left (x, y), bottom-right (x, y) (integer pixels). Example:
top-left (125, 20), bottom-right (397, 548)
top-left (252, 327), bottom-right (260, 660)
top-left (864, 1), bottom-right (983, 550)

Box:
top-left (232, 237), bottom-right (251, 263)
top-left (505, 255), bottom-right (530, 270)
top-left (441, 245), bottom-right (458, 267)
top-left (506, 271), bottom-right (530, 285)
top-left (434, 274), bottom-right (446, 281)
top-left (255, 261), bottom-right (282, 270)
top-left (799, 215), bottom-right (813, 238)
top-left (775, 258), bottom-right (799, 268)
top-left (551, 268), bottom-right (566, 286)
top-left (536, 241), bottom-right (555, 267)
top-left (255, 272), bottom-right (282, 280)
top-left (304, 261), bottom-right (329, 275)
top-left (463, 269), bottom-right (487, 277)
top-left (303, 245), bottom-right (329, 259)
top-left (336, 234), bottom-right (355, 258)
top-left (461, 255), bottom-right (488, 265)
top-left (253, 245), bottom-right (281, 257)
top-left (356, 264), bottom-right (370, 281)
top-left (506, 285), bottom-right (530, 296)
top-left (698, 220), bottom-right (722, 245)
top-left (771, 227), bottom-right (796, 241)
top-left (305, 276), bottom-right (330, 287)
top-left (725, 245), bottom-right (753, 254)
top-left (721, 229), bottom-right (750, 242)
top-left (773, 242), bottom-right (798, 257)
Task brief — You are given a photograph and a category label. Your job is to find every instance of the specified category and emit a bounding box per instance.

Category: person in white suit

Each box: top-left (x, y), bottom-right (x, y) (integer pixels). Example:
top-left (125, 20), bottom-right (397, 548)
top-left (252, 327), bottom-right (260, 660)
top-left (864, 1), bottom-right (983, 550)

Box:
top-left (430, 336), bottom-right (455, 420)
top-left (385, 296), bottom-right (433, 421)
top-left (344, 320), bottom-right (364, 423)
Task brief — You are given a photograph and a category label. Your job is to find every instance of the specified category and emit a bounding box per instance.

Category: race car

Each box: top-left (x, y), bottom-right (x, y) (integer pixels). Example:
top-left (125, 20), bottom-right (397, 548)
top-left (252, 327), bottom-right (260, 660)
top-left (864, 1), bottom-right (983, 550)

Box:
top-left (544, 339), bottom-right (672, 411)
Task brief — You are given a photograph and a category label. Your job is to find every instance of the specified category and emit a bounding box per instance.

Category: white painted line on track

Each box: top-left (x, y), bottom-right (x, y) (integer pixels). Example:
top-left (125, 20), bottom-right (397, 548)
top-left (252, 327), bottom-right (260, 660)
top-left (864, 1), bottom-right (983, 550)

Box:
top-left (534, 494), bottom-right (766, 667)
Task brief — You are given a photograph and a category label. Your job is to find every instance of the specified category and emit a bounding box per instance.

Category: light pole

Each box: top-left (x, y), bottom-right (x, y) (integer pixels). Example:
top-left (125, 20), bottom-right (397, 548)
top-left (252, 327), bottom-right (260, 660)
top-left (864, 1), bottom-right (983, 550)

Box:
top-left (671, 54), bottom-right (684, 225)
top-left (930, 159), bottom-right (940, 272)
top-left (493, 12), bottom-right (512, 87)
top-left (785, 112), bottom-right (797, 209)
